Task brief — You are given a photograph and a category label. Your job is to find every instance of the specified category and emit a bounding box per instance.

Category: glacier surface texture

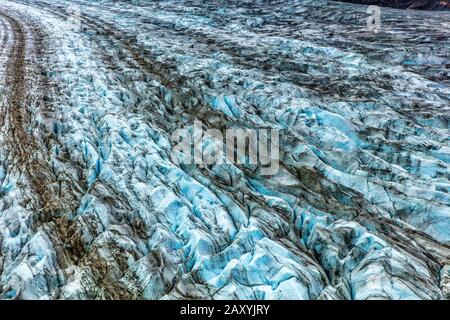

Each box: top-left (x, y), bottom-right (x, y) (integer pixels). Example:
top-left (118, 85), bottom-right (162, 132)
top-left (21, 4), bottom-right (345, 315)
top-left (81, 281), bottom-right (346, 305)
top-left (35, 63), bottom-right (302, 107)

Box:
top-left (0, 0), bottom-right (449, 299)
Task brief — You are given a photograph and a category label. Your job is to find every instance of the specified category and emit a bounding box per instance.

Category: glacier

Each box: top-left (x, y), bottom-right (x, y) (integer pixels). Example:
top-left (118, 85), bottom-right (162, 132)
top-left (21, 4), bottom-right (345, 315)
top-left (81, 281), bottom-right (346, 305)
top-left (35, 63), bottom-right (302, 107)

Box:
top-left (0, 0), bottom-right (449, 300)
